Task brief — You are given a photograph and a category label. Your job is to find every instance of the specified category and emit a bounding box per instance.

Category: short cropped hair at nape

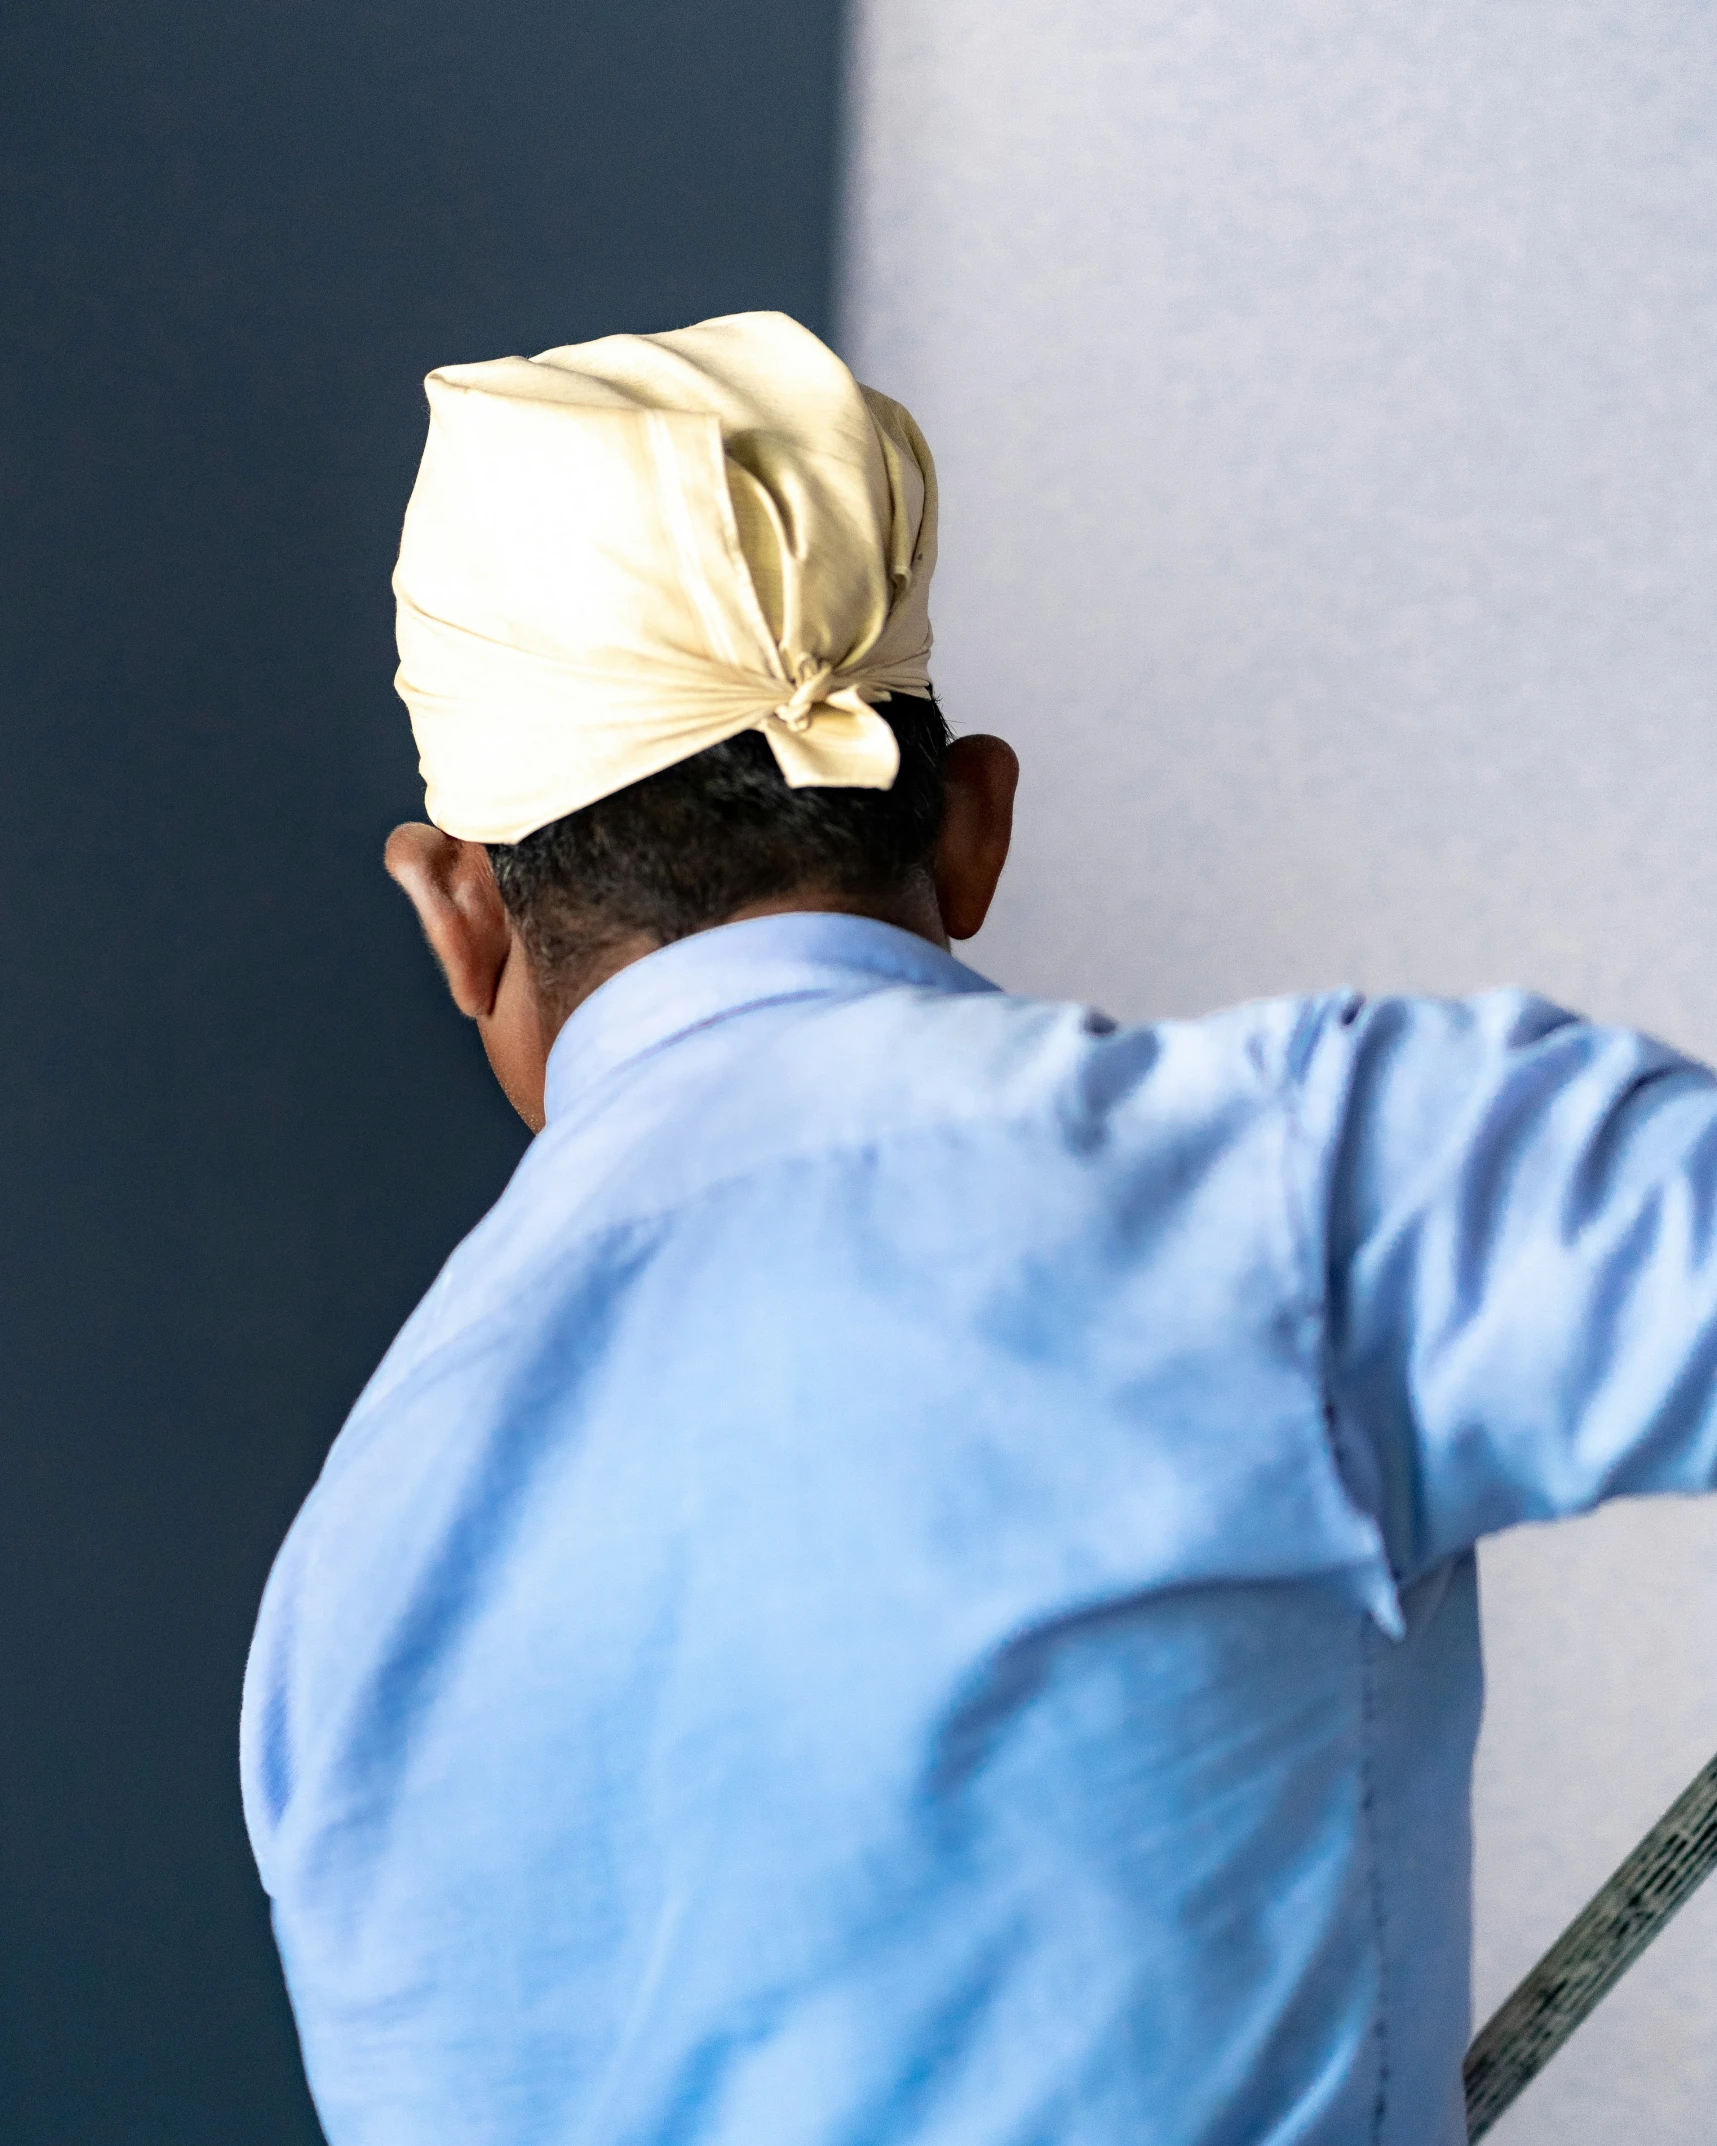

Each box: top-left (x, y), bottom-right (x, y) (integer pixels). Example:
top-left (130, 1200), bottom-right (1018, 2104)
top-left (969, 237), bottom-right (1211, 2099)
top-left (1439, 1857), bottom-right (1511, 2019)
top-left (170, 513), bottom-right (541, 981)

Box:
top-left (487, 692), bottom-right (952, 993)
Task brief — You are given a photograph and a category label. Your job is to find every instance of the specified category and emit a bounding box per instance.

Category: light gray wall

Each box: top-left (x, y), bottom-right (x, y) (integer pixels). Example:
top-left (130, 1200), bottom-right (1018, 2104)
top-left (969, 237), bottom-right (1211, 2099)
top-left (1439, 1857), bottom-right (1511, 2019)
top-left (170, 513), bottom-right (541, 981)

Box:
top-left (840, 5), bottom-right (1717, 2137)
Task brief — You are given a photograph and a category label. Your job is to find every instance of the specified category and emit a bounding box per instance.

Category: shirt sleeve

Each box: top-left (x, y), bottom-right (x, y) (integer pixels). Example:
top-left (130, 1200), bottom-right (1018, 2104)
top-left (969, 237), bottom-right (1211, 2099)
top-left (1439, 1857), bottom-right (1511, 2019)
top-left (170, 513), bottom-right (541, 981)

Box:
top-left (1308, 989), bottom-right (1717, 1584)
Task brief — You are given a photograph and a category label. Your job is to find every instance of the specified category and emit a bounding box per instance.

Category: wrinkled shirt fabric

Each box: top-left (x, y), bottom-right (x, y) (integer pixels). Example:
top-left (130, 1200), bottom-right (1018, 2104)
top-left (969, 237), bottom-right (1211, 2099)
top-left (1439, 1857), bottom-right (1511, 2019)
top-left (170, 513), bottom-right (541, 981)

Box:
top-left (242, 912), bottom-right (1717, 2146)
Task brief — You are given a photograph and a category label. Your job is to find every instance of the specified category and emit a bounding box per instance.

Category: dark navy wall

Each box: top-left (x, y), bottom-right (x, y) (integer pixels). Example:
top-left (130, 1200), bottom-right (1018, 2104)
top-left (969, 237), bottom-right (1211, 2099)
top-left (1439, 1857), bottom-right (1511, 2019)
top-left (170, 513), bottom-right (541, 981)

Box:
top-left (0, 6), bottom-right (846, 2138)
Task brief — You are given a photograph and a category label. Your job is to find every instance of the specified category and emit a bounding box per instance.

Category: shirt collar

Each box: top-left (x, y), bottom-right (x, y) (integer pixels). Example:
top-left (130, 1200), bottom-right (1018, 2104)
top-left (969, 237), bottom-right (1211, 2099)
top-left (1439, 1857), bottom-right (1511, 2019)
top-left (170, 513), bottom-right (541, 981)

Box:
top-left (541, 911), bottom-right (999, 1124)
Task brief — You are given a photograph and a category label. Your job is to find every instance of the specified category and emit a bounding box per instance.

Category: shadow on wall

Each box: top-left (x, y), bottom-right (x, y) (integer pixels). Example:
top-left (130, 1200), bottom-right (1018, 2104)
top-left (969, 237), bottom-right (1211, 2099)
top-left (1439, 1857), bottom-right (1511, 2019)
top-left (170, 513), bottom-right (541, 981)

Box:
top-left (0, 3), bottom-right (846, 2140)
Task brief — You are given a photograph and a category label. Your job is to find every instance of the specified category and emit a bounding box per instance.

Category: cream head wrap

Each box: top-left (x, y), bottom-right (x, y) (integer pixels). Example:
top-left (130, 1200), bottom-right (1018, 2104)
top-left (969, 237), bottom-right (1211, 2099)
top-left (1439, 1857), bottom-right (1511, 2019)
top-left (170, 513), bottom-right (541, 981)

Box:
top-left (392, 311), bottom-right (938, 843)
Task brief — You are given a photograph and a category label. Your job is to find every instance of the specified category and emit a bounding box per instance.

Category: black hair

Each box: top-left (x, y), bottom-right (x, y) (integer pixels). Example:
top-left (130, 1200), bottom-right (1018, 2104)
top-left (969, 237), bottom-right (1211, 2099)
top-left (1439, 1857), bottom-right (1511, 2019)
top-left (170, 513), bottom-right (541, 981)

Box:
top-left (487, 691), bottom-right (951, 990)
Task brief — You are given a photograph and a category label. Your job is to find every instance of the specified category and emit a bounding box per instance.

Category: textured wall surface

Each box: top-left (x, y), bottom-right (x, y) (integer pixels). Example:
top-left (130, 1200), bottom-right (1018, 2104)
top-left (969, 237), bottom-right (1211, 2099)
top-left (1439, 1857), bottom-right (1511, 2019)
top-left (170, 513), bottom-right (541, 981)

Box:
top-left (841, 5), bottom-right (1717, 2137)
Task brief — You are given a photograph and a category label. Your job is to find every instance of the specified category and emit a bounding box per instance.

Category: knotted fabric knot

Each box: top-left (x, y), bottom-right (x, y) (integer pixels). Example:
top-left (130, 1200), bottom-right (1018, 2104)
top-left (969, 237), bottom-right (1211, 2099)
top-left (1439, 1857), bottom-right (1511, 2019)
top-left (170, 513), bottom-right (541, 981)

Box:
top-left (772, 665), bottom-right (838, 733)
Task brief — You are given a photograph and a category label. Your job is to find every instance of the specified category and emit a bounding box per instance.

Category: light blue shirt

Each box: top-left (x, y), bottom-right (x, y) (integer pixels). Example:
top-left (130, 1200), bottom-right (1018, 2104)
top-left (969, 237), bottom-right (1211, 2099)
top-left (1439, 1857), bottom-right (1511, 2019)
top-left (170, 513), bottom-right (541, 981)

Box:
top-left (242, 912), bottom-right (1717, 2146)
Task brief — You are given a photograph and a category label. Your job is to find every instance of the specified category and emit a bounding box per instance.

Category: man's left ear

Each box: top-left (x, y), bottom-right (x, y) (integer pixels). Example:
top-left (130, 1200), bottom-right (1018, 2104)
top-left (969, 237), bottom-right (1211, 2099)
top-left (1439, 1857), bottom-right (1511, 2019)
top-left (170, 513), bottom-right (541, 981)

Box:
top-left (384, 823), bottom-right (513, 1018)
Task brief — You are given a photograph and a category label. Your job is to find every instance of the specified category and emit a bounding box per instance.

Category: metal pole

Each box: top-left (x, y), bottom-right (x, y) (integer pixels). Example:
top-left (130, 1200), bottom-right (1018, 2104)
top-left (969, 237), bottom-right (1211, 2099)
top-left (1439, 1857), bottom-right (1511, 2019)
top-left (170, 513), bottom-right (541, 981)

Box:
top-left (1464, 1747), bottom-right (1717, 2138)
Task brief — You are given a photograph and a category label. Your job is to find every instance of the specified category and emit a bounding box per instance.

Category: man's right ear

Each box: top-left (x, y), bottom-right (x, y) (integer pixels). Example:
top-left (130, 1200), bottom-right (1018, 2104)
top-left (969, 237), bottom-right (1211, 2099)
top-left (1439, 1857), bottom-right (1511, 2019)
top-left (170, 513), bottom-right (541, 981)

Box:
top-left (384, 824), bottom-right (513, 1020)
top-left (934, 735), bottom-right (1018, 941)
